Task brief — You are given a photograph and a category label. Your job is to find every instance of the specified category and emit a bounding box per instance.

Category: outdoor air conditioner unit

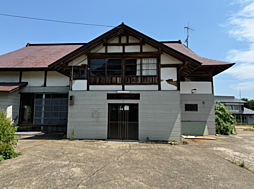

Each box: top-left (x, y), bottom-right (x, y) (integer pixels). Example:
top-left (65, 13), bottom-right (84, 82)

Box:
top-left (69, 95), bottom-right (74, 105)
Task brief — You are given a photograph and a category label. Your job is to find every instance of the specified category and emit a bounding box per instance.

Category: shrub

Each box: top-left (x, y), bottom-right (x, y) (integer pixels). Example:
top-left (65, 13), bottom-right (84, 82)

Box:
top-left (214, 101), bottom-right (237, 135)
top-left (0, 109), bottom-right (20, 161)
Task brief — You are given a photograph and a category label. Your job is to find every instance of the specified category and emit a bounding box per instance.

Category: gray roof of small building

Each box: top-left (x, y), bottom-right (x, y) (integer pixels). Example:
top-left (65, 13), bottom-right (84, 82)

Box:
top-left (214, 96), bottom-right (246, 103)
top-left (244, 107), bottom-right (254, 114)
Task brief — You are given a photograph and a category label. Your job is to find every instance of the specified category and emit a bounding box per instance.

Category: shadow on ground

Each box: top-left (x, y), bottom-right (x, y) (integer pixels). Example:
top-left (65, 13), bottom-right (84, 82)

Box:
top-left (17, 132), bottom-right (65, 140)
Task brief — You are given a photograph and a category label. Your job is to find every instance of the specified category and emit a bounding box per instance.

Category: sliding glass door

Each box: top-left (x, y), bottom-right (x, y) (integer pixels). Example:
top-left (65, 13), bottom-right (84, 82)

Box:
top-left (108, 104), bottom-right (138, 140)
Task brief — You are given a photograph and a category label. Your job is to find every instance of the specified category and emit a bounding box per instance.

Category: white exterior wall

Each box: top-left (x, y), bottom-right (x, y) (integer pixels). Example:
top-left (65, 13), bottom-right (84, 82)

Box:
top-left (90, 85), bottom-right (122, 91)
top-left (161, 53), bottom-right (182, 64)
top-left (72, 80), bottom-right (87, 91)
top-left (67, 91), bottom-right (181, 141)
top-left (143, 44), bottom-right (158, 52)
top-left (125, 85), bottom-right (158, 90)
top-left (125, 46), bottom-right (140, 52)
top-left (129, 36), bottom-right (139, 43)
top-left (161, 68), bottom-right (177, 90)
top-left (91, 44), bottom-right (105, 53)
top-left (46, 71), bottom-right (69, 86)
top-left (68, 54), bottom-right (88, 66)
top-left (0, 71), bottom-right (20, 82)
top-left (180, 82), bottom-right (212, 94)
top-left (108, 46), bottom-right (123, 53)
top-left (22, 71), bottom-right (45, 86)
top-left (0, 91), bottom-right (20, 126)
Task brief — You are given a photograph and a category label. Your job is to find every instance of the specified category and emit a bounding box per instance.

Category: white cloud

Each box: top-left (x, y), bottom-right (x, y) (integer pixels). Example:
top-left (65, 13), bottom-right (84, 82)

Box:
top-left (230, 81), bottom-right (254, 91)
top-left (225, 0), bottom-right (254, 80)
top-left (225, 63), bottom-right (254, 79)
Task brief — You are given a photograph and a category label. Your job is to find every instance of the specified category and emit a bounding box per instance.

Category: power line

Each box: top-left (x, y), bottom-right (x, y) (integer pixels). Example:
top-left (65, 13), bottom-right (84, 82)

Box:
top-left (0, 13), bottom-right (114, 28)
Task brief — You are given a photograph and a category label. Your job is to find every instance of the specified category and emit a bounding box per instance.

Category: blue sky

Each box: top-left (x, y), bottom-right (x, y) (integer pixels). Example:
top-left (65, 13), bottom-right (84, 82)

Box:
top-left (0, 0), bottom-right (253, 99)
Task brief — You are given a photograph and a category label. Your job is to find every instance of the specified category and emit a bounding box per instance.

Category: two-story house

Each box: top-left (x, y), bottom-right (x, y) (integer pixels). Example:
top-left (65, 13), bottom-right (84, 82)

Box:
top-left (0, 23), bottom-right (234, 140)
top-left (214, 96), bottom-right (254, 124)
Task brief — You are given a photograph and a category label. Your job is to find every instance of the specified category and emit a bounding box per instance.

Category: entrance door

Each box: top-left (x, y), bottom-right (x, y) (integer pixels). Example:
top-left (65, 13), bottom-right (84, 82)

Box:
top-left (108, 104), bottom-right (138, 140)
top-left (20, 94), bottom-right (34, 124)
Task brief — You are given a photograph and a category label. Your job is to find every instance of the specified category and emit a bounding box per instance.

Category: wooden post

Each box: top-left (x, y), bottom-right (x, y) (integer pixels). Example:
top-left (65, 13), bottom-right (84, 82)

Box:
top-left (177, 67), bottom-right (180, 91)
top-left (87, 58), bottom-right (90, 91)
top-left (157, 56), bottom-right (161, 91)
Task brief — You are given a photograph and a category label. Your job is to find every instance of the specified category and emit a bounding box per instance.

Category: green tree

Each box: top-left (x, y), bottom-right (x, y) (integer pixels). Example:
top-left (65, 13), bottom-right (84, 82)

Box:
top-left (241, 98), bottom-right (254, 111)
top-left (214, 101), bottom-right (237, 135)
top-left (0, 109), bottom-right (20, 161)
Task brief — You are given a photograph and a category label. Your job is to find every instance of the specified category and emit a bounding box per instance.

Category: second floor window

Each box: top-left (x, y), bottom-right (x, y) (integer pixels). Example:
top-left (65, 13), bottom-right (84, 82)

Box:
top-left (90, 59), bottom-right (121, 77)
top-left (125, 58), bottom-right (157, 77)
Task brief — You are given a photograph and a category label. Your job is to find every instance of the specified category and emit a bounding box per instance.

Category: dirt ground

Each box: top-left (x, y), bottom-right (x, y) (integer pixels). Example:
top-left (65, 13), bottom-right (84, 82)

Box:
top-left (0, 127), bottom-right (254, 189)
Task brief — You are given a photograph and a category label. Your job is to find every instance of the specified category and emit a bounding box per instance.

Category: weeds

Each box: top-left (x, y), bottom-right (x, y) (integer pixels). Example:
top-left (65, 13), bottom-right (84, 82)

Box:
top-left (71, 129), bottom-right (75, 140)
top-left (243, 128), bottom-right (254, 131)
top-left (169, 140), bottom-right (178, 145)
top-left (230, 158), bottom-right (253, 172)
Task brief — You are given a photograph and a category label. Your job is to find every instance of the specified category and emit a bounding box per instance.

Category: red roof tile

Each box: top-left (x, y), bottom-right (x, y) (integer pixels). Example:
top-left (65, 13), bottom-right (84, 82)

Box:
top-left (0, 45), bottom-right (82, 68)
top-left (0, 82), bottom-right (28, 93)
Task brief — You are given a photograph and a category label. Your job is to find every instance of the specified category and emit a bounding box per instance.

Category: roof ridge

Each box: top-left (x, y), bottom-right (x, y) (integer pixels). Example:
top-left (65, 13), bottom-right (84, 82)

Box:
top-left (26, 43), bottom-right (87, 46)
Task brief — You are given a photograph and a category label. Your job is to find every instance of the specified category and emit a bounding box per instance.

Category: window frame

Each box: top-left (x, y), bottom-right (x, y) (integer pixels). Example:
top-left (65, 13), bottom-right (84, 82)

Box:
top-left (185, 104), bottom-right (198, 111)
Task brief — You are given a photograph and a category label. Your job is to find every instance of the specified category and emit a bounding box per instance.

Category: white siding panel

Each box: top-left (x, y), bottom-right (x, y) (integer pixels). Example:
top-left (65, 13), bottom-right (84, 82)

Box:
top-left (108, 37), bottom-right (119, 43)
top-left (0, 71), bottom-right (19, 82)
top-left (125, 46), bottom-right (140, 52)
top-left (143, 44), bottom-right (158, 52)
top-left (125, 85), bottom-right (158, 90)
top-left (90, 44), bottom-right (105, 53)
top-left (46, 71), bottom-right (69, 86)
top-left (72, 80), bottom-right (87, 91)
top-left (90, 85), bottom-right (122, 91)
top-left (121, 36), bottom-right (127, 43)
top-left (129, 36), bottom-right (139, 43)
top-left (22, 71), bottom-right (44, 86)
top-left (68, 54), bottom-right (88, 66)
top-left (180, 82), bottom-right (212, 94)
top-left (161, 52), bottom-right (182, 64)
top-left (161, 68), bottom-right (177, 90)
top-left (108, 46), bottom-right (123, 53)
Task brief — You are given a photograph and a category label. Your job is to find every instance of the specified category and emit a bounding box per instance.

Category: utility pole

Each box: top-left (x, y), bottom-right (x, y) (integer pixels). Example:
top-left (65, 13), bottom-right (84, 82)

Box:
top-left (184, 22), bottom-right (194, 48)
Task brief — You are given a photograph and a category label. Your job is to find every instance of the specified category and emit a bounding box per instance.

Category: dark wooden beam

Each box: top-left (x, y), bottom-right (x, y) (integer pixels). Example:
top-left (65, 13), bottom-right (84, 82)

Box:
top-left (86, 52), bottom-right (162, 58)
top-left (87, 58), bottom-right (90, 91)
top-left (19, 71), bottom-right (22, 83)
top-left (157, 56), bottom-right (161, 91)
top-left (44, 71), bottom-right (47, 87)
top-left (161, 64), bottom-right (182, 68)
top-left (177, 67), bottom-right (180, 91)
top-left (103, 42), bottom-right (145, 46)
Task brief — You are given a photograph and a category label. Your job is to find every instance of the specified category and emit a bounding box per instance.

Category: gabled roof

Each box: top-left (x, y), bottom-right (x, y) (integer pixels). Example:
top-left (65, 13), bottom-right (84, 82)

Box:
top-left (0, 82), bottom-right (28, 93)
top-left (0, 23), bottom-right (234, 79)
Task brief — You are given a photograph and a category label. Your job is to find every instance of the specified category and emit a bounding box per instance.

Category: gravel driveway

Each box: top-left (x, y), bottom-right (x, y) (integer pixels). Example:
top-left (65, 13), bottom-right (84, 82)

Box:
top-left (0, 127), bottom-right (254, 189)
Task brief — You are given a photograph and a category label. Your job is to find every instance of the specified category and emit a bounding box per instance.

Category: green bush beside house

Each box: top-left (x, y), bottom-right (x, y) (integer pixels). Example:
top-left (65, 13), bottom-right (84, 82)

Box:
top-left (0, 109), bottom-right (20, 161)
top-left (214, 101), bottom-right (237, 135)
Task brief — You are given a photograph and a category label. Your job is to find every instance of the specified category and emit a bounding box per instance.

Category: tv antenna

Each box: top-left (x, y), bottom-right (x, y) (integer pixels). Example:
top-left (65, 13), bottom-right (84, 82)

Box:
top-left (184, 22), bottom-right (194, 48)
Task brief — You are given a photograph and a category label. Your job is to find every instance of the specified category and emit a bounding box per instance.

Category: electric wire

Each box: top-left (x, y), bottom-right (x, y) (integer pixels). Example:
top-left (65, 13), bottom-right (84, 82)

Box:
top-left (0, 13), bottom-right (114, 28)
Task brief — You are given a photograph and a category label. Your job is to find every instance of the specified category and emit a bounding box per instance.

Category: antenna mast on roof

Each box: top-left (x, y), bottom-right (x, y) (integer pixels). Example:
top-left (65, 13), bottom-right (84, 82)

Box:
top-left (184, 22), bottom-right (194, 48)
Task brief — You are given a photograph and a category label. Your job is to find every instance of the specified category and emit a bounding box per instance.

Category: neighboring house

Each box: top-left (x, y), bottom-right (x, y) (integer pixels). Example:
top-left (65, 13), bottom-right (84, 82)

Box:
top-left (0, 23), bottom-right (234, 140)
top-left (215, 96), bottom-right (254, 125)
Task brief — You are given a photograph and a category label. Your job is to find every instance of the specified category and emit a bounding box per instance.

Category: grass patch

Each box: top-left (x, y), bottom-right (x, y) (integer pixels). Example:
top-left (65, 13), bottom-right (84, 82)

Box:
top-left (230, 158), bottom-right (253, 173)
top-left (243, 128), bottom-right (254, 131)
top-left (236, 124), bottom-right (254, 127)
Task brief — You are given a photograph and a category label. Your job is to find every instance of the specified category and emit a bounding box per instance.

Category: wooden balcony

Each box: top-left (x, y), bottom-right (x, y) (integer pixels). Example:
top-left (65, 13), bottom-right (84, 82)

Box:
top-left (90, 76), bottom-right (157, 85)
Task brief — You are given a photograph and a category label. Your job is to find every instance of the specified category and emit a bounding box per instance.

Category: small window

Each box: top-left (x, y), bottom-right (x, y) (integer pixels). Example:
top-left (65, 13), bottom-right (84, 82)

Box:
top-left (185, 104), bottom-right (198, 111)
top-left (73, 69), bottom-right (87, 79)
top-left (107, 94), bottom-right (140, 100)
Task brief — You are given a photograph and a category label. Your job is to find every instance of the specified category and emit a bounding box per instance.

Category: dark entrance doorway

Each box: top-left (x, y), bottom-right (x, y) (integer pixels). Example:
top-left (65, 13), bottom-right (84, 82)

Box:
top-left (108, 104), bottom-right (138, 140)
top-left (20, 94), bottom-right (34, 124)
